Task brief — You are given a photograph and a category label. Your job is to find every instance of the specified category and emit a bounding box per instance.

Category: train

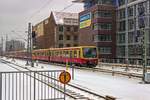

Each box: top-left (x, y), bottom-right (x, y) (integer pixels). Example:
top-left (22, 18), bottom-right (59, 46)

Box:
top-left (5, 46), bottom-right (98, 67)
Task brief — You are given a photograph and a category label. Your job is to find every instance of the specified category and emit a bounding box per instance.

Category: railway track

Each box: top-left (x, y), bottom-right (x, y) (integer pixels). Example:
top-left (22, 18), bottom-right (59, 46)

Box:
top-left (39, 61), bottom-right (143, 79)
top-left (0, 59), bottom-right (108, 100)
top-left (3, 58), bottom-right (144, 79)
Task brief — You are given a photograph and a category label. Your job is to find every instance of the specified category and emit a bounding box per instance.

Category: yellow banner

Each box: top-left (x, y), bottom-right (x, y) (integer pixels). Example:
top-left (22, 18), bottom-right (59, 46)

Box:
top-left (80, 19), bottom-right (91, 29)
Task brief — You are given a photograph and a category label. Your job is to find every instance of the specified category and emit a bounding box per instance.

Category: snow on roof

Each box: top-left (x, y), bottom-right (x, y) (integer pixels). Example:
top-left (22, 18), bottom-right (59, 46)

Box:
top-left (52, 12), bottom-right (78, 25)
top-left (72, 0), bottom-right (85, 3)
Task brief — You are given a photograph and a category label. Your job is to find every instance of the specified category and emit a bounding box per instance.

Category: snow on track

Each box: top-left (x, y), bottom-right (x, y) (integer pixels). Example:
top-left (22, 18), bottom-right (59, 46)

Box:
top-left (2, 57), bottom-right (150, 100)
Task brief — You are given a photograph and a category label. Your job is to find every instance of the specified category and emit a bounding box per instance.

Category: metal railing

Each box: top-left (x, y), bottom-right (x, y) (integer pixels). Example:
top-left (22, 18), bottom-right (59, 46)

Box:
top-left (0, 70), bottom-right (66, 100)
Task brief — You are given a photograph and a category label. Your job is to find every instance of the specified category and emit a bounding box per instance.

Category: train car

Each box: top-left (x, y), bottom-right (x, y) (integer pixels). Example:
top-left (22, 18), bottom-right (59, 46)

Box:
top-left (32, 46), bottom-right (98, 67)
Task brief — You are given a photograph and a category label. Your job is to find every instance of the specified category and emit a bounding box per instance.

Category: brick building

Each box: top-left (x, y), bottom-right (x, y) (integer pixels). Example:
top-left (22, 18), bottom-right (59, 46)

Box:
top-left (73, 0), bottom-right (116, 59)
top-left (33, 12), bottom-right (79, 49)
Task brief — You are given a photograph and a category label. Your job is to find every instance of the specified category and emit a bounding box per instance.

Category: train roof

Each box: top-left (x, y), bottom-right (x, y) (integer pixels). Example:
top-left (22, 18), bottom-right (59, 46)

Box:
top-left (33, 46), bottom-right (96, 52)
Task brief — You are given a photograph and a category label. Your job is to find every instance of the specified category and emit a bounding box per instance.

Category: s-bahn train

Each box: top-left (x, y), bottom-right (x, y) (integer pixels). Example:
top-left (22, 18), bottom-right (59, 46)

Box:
top-left (6, 46), bottom-right (98, 67)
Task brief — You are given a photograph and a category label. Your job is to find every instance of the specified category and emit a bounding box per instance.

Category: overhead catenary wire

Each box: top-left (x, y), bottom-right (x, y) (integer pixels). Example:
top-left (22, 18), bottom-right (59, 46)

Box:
top-left (28, 0), bottom-right (54, 20)
top-left (59, 3), bottom-right (75, 12)
top-left (7, 0), bottom-right (77, 43)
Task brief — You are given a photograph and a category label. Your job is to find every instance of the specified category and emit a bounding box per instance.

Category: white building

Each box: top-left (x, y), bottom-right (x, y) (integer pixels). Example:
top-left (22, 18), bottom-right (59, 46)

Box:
top-left (116, 0), bottom-right (150, 64)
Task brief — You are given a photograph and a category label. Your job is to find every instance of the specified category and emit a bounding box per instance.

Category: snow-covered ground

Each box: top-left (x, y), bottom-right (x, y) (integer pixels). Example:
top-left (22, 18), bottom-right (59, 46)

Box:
top-left (1, 57), bottom-right (150, 100)
top-left (0, 58), bottom-right (65, 100)
top-left (0, 59), bottom-right (18, 72)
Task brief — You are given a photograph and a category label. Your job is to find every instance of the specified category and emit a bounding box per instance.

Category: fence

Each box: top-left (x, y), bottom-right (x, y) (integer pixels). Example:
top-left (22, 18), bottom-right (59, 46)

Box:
top-left (0, 70), bottom-right (66, 100)
top-left (100, 58), bottom-right (150, 66)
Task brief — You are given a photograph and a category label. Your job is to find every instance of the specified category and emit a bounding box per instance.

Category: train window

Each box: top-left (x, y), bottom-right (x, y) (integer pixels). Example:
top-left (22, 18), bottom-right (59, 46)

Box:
top-left (77, 50), bottom-right (80, 58)
top-left (51, 51), bottom-right (53, 56)
top-left (70, 51), bottom-right (73, 58)
top-left (59, 51), bottom-right (61, 57)
top-left (47, 51), bottom-right (49, 56)
top-left (49, 51), bottom-right (51, 56)
top-left (57, 51), bottom-right (59, 56)
top-left (53, 51), bottom-right (55, 56)
top-left (56, 51), bottom-right (58, 56)
top-left (66, 51), bottom-right (68, 57)
top-left (42, 52), bottom-right (45, 56)
top-left (74, 51), bottom-right (77, 58)
top-left (52, 51), bottom-right (54, 56)
top-left (72, 50), bottom-right (74, 58)
top-left (46, 51), bottom-right (48, 56)
top-left (62, 51), bottom-right (64, 57)
top-left (63, 51), bottom-right (66, 57)
top-left (83, 48), bottom-right (97, 58)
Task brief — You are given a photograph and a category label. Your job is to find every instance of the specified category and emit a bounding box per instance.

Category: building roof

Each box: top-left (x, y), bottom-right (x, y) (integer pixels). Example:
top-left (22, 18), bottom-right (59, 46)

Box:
top-left (52, 12), bottom-right (78, 25)
top-left (72, 0), bottom-right (86, 3)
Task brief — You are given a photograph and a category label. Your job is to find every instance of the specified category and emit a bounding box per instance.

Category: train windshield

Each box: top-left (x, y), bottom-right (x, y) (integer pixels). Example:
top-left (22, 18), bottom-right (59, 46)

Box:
top-left (83, 47), bottom-right (97, 58)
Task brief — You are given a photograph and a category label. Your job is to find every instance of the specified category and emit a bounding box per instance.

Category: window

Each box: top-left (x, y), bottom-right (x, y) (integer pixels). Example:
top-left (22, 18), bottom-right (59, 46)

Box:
top-left (117, 46), bottom-right (125, 56)
top-left (128, 45), bottom-right (142, 56)
top-left (74, 26), bottom-right (78, 32)
top-left (66, 35), bottom-right (71, 40)
top-left (73, 35), bottom-right (78, 41)
top-left (98, 47), bottom-right (112, 54)
top-left (94, 34), bottom-right (112, 42)
top-left (66, 27), bottom-right (71, 32)
top-left (119, 9), bottom-right (125, 19)
top-left (66, 44), bottom-right (71, 47)
top-left (128, 19), bottom-right (134, 30)
top-left (83, 48), bottom-right (97, 58)
top-left (119, 21), bottom-right (126, 31)
top-left (138, 17), bottom-right (146, 28)
top-left (118, 0), bottom-right (125, 6)
top-left (138, 2), bottom-right (146, 16)
top-left (117, 33), bottom-right (125, 43)
top-left (94, 23), bottom-right (112, 30)
top-left (94, 11), bottom-right (112, 18)
top-left (59, 44), bottom-right (63, 48)
top-left (59, 26), bottom-right (63, 32)
top-left (128, 6), bottom-right (133, 17)
top-left (74, 44), bottom-right (78, 47)
top-left (128, 0), bottom-right (136, 3)
top-left (96, 0), bottom-right (113, 5)
top-left (74, 50), bottom-right (78, 58)
top-left (128, 32), bottom-right (134, 43)
top-left (59, 34), bottom-right (63, 40)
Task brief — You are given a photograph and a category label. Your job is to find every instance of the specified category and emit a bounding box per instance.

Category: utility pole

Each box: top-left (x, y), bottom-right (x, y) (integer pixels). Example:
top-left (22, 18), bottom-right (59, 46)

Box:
top-left (125, 0), bottom-right (129, 65)
top-left (141, 29), bottom-right (147, 83)
top-left (5, 34), bottom-right (8, 53)
top-left (28, 23), bottom-right (34, 67)
top-left (26, 23), bottom-right (30, 66)
top-left (1, 37), bottom-right (3, 56)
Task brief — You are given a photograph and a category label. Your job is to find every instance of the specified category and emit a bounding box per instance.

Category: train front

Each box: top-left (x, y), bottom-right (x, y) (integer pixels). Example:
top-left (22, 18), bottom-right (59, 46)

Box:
top-left (82, 46), bottom-right (98, 67)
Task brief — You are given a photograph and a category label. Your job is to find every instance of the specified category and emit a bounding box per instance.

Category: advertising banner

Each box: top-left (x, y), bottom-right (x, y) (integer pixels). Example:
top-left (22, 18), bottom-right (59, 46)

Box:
top-left (80, 13), bottom-right (91, 29)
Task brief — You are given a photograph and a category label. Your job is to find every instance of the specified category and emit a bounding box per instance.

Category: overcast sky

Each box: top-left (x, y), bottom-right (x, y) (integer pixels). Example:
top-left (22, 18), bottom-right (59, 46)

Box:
top-left (0, 0), bottom-right (83, 42)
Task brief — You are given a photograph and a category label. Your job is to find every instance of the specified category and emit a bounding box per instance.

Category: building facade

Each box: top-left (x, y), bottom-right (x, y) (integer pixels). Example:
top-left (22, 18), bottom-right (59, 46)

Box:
top-left (116, 0), bottom-right (150, 63)
top-left (33, 12), bottom-right (79, 49)
top-left (6, 40), bottom-right (25, 52)
top-left (74, 0), bottom-right (116, 59)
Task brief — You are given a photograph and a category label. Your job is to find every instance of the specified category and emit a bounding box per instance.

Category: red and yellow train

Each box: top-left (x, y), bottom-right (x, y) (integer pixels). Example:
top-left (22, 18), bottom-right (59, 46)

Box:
top-left (6, 46), bottom-right (98, 67)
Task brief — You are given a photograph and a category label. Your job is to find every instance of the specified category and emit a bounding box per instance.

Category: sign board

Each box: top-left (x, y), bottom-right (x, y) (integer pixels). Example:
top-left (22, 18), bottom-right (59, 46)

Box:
top-left (80, 13), bottom-right (91, 29)
top-left (59, 71), bottom-right (71, 84)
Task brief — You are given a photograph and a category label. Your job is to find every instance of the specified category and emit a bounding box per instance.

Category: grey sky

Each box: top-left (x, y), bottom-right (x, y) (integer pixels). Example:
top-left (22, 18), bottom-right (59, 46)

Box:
top-left (0, 0), bottom-right (83, 42)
